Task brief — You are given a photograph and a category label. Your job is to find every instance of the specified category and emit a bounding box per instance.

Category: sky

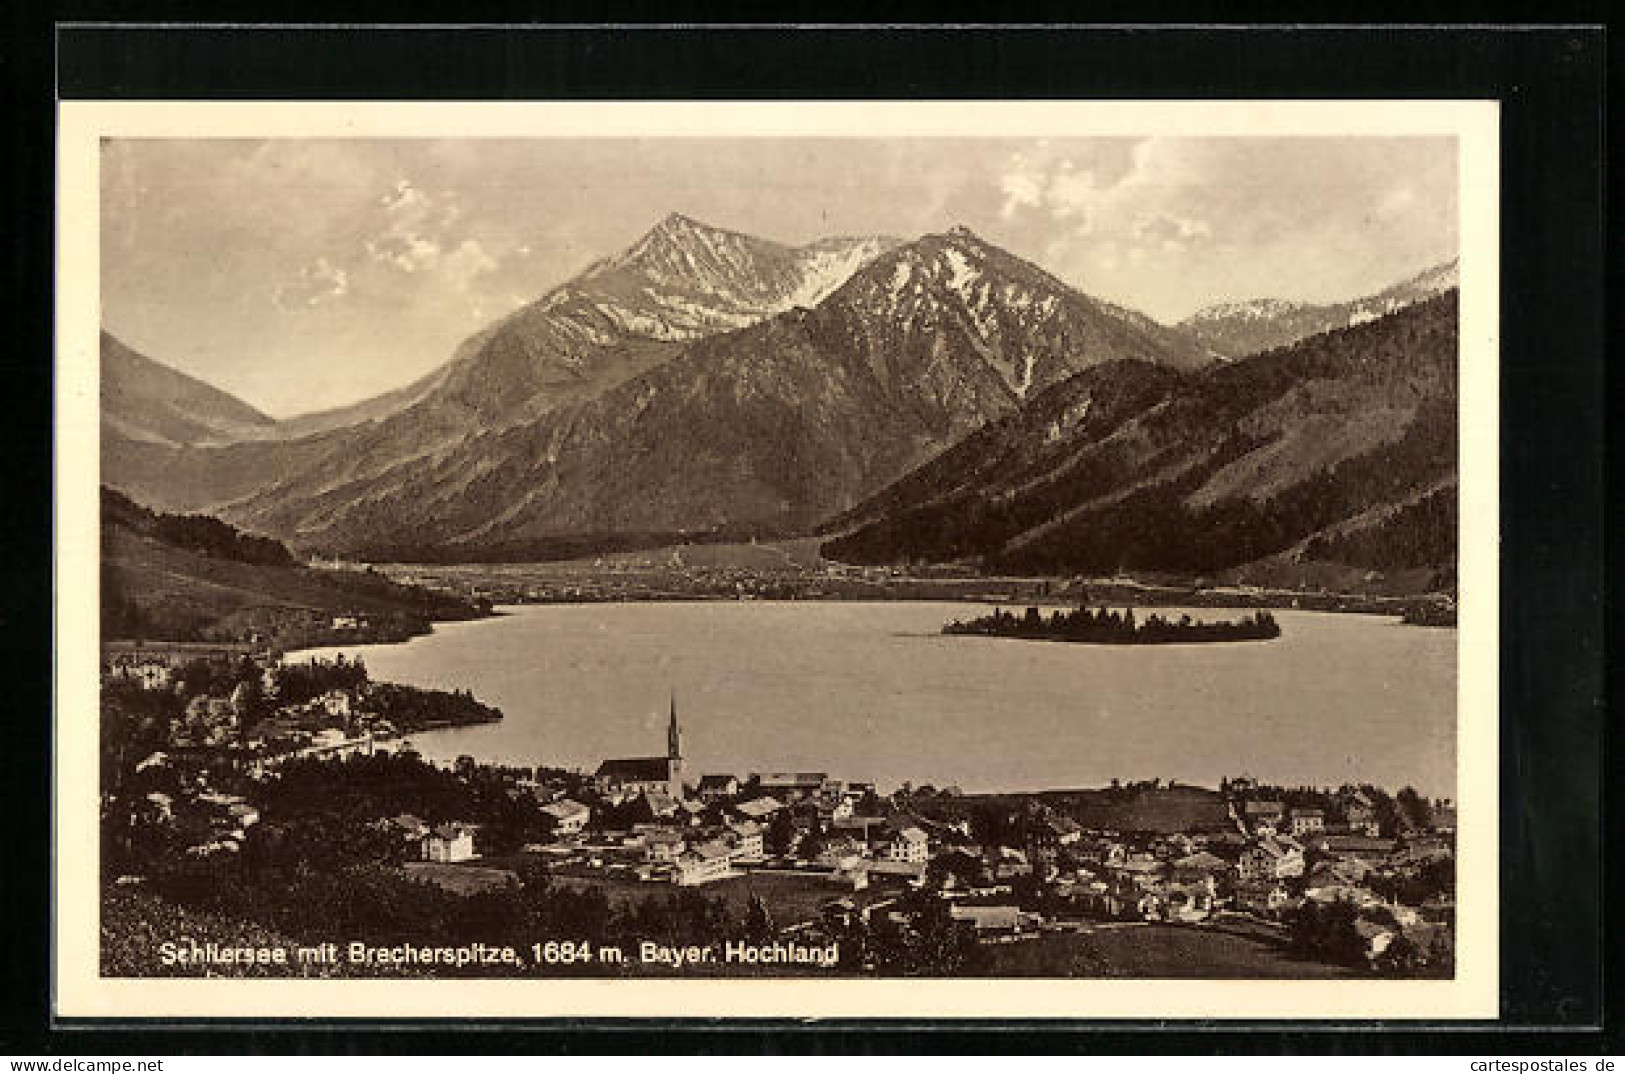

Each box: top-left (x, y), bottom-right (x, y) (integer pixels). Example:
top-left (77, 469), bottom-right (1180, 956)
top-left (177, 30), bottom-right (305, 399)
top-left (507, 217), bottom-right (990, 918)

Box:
top-left (101, 137), bottom-right (1458, 418)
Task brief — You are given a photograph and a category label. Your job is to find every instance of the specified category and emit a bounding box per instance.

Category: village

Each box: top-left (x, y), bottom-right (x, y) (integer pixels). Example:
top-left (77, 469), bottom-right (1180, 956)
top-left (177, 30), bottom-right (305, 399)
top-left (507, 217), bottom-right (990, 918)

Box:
top-left (100, 639), bottom-right (1457, 978)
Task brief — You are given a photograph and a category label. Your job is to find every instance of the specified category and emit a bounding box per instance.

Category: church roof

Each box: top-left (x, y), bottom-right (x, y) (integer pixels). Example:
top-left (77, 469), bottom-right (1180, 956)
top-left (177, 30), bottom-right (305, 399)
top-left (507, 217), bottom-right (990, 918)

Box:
top-left (596, 756), bottom-right (677, 781)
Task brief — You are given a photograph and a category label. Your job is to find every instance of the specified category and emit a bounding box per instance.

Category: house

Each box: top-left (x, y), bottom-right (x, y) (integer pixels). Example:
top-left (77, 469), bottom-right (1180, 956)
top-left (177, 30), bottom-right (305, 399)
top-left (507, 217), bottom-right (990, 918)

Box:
top-left (1111, 852), bottom-right (1166, 887)
top-left (993, 846), bottom-right (1034, 880)
top-left (643, 830), bottom-right (687, 864)
top-left (1239, 836), bottom-right (1305, 881)
top-left (863, 858), bottom-right (927, 886)
top-left (1243, 800), bottom-right (1285, 834)
top-left (1169, 850), bottom-right (1230, 884)
top-left (949, 904), bottom-right (1038, 938)
top-left (823, 797), bottom-right (856, 823)
top-left (1288, 808), bottom-right (1325, 836)
top-left (1029, 812), bottom-right (1084, 849)
top-left (733, 796), bottom-right (785, 822)
top-left (1305, 883), bottom-right (1381, 909)
top-left (724, 820), bottom-right (764, 862)
top-left (1164, 878), bottom-right (1218, 922)
top-left (1345, 802), bottom-right (1379, 835)
top-left (1306, 857), bottom-right (1373, 889)
top-left (886, 826), bottom-right (931, 864)
top-left (296, 729), bottom-right (376, 762)
top-left (317, 690), bottom-right (353, 718)
top-left (331, 614), bottom-right (360, 631)
top-left (1431, 800), bottom-right (1458, 834)
top-left (595, 697), bottom-right (684, 799)
top-left (696, 774), bottom-right (739, 802)
top-left (1311, 834), bottom-right (1397, 861)
top-left (672, 839), bottom-right (734, 886)
top-left (641, 789), bottom-right (680, 819)
top-left (754, 772), bottom-right (828, 801)
top-left (421, 824), bottom-right (476, 863)
top-left (1402, 832), bottom-right (1453, 856)
top-left (540, 798), bottom-right (591, 836)
top-left (102, 640), bottom-right (266, 683)
top-left (1241, 796), bottom-right (1280, 822)
top-left (816, 836), bottom-right (867, 870)
top-left (107, 654), bottom-right (175, 691)
top-left (1234, 881), bottom-right (1296, 915)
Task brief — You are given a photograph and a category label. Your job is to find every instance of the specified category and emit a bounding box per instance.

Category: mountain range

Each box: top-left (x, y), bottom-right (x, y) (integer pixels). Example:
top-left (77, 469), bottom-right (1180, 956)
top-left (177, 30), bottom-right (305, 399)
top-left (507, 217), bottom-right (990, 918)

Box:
top-left (102, 331), bottom-right (280, 448)
top-left (825, 291), bottom-right (1458, 587)
top-left (101, 213), bottom-right (1457, 586)
top-left (103, 217), bottom-right (1208, 557)
top-left (1177, 259), bottom-right (1458, 359)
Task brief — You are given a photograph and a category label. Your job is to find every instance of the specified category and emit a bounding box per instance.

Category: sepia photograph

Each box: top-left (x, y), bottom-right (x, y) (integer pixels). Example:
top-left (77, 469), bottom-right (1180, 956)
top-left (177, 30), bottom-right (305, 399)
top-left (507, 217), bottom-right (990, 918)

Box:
top-left (54, 100), bottom-right (1500, 1020)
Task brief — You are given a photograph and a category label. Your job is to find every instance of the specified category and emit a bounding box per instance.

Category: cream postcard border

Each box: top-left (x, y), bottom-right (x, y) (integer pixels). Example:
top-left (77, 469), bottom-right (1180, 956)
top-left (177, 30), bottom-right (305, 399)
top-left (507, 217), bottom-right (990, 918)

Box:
top-left (55, 99), bottom-right (1500, 1020)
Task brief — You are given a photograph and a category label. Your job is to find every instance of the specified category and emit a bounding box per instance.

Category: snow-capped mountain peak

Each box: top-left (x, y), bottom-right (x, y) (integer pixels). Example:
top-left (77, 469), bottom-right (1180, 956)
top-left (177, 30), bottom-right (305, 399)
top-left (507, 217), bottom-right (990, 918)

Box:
top-left (1178, 257), bottom-right (1461, 358)
top-left (821, 228), bottom-right (1208, 404)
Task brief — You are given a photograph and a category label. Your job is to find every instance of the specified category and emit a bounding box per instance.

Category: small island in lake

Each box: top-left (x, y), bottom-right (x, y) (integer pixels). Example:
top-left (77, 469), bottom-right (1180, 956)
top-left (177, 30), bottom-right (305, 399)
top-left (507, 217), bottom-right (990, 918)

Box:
top-left (943, 605), bottom-right (1282, 645)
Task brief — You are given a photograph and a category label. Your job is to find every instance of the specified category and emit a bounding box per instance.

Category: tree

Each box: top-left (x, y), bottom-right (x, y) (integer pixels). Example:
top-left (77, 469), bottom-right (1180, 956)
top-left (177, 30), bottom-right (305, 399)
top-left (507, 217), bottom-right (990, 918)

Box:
top-left (1425, 931), bottom-right (1456, 979)
top-left (766, 810), bottom-right (798, 857)
top-left (744, 893), bottom-right (774, 940)
top-left (899, 894), bottom-right (986, 976)
top-left (1372, 934), bottom-right (1420, 977)
top-left (1287, 898), bottom-right (1367, 968)
top-left (1395, 786), bottom-right (1434, 830)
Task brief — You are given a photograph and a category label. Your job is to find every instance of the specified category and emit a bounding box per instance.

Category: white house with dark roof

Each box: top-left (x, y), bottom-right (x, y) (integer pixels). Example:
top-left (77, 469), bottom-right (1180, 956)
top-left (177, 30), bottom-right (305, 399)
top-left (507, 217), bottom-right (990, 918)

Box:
top-left (541, 798), bottom-right (590, 835)
top-left (673, 839), bottom-right (734, 886)
top-left (643, 829), bottom-right (687, 864)
top-left (887, 826), bottom-right (931, 864)
top-left (1288, 808), bottom-right (1325, 836)
top-left (725, 820), bottom-right (765, 862)
top-left (696, 774), bottom-right (739, 802)
top-left (421, 823), bottom-right (475, 862)
top-left (1239, 836), bottom-right (1305, 881)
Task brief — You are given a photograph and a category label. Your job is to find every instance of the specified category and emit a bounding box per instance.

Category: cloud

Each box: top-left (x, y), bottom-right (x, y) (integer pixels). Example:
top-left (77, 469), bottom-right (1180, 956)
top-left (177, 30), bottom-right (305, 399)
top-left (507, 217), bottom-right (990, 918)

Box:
top-left (274, 257), bottom-right (349, 309)
top-left (441, 239), bottom-right (499, 293)
top-left (363, 178), bottom-right (474, 276)
top-left (997, 141), bottom-right (1148, 229)
top-left (265, 176), bottom-right (508, 314)
top-left (1132, 211), bottom-right (1214, 251)
top-left (380, 177), bottom-right (429, 213)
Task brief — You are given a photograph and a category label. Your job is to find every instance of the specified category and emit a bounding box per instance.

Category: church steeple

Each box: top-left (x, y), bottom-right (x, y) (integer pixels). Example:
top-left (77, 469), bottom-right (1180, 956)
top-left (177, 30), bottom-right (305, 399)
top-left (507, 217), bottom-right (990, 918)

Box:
top-left (667, 692), bottom-right (681, 761)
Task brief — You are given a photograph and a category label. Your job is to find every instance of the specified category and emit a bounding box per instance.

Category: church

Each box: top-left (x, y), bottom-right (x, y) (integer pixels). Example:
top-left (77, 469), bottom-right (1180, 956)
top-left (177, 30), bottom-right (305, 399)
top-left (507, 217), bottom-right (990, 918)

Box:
top-left (594, 695), bottom-right (685, 800)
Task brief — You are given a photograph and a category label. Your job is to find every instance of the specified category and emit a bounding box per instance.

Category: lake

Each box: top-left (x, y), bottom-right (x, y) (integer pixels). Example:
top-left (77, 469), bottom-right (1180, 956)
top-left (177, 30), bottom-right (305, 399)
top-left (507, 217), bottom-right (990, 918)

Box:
top-left (295, 601), bottom-right (1456, 797)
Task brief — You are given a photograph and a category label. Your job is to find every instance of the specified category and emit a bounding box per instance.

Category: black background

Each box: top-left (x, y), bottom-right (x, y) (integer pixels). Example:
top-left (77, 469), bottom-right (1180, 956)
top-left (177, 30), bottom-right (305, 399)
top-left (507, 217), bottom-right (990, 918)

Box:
top-left (3, 16), bottom-right (1610, 1054)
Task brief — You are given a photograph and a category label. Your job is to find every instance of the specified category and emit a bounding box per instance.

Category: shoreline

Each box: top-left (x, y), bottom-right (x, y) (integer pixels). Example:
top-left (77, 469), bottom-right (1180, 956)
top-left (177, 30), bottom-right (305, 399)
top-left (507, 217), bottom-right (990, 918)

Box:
top-left (281, 591), bottom-right (1451, 658)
